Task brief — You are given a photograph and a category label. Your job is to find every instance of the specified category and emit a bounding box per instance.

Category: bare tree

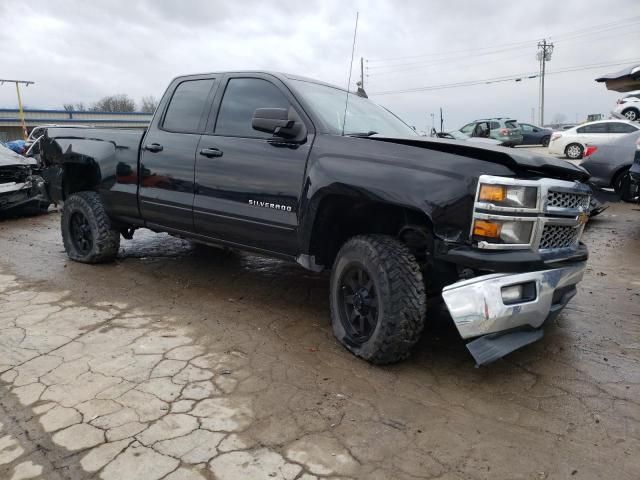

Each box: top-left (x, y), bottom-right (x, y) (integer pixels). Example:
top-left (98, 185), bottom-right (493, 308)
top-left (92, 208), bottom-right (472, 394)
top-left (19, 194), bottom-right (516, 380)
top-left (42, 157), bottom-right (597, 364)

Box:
top-left (552, 113), bottom-right (567, 125)
top-left (140, 95), bottom-right (158, 114)
top-left (90, 94), bottom-right (136, 113)
top-left (63, 102), bottom-right (86, 112)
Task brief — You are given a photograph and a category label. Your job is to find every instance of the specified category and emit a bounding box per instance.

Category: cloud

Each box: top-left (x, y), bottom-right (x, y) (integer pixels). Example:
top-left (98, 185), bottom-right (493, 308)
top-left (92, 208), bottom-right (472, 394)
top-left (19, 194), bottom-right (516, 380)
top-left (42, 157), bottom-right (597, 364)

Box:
top-left (0, 0), bottom-right (636, 127)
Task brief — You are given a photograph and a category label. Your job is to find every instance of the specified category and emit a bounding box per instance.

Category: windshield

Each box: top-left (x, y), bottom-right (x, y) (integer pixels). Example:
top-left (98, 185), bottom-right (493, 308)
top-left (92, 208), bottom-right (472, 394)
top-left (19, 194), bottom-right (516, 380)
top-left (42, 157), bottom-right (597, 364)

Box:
top-left (290, 79), bottom-right (417, 137)
top-left (448, 130), bottom-right (469, 140)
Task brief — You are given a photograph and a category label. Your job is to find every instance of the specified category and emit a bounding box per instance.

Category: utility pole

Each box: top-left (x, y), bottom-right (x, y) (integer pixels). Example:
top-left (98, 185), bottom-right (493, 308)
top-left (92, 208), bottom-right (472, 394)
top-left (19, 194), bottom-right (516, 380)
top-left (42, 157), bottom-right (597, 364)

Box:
top-left (356, 57), bottom-right (368, 97)
top-left (536, 39), bottom-right (554, 126)
top-left (531, 107), bottom-right (535, 124)
top-left (1, 79), bottom-right (35, 140)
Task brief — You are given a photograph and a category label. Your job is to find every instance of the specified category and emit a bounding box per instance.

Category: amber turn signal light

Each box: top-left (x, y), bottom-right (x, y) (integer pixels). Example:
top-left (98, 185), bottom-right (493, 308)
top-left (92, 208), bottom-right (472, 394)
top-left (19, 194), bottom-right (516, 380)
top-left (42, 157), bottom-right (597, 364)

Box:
top-left (478, 184), bottom-right (506, 203)
top-left (473, 219), bottom-right (501, 238)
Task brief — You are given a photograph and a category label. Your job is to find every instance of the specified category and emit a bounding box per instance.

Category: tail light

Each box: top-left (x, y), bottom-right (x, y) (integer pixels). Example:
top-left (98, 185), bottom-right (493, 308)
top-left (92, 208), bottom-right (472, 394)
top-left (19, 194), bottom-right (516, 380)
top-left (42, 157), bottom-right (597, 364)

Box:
top-left (551, 133), bottom-right (562, 141)
top-left (500, 128), bottom-right (509, 135)
top-left (617, 99), bottom-right (624, 104)
top-left (584, 145), bottom-right (598, 157)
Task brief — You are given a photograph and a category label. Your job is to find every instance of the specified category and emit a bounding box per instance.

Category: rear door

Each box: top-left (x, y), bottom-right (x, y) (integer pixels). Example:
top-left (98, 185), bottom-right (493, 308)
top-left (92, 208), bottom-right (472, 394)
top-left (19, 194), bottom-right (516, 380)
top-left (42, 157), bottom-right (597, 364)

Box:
top-left (575, 122), bottom-right (608, 145)
top-left (139, 76), bottom-right (217, 232)
top-left (193, 74), bottom-right (314, 255)
top-left (608, 121), bottom-right (639, 139)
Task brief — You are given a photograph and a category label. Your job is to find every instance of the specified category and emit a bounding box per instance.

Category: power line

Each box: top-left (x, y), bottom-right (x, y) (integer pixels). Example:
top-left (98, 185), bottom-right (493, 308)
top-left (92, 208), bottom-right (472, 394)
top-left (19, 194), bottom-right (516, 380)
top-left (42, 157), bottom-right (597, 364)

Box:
top-left (367, 15), bottom-right (640, 64)
top-left (369, 59), bottom-right (640, 96)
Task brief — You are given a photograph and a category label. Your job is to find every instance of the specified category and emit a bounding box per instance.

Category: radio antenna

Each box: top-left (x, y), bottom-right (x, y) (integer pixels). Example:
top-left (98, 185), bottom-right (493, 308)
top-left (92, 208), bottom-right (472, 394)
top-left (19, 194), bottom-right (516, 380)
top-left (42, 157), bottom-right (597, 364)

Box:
top-left (341, 11), bottom-right (359, 136)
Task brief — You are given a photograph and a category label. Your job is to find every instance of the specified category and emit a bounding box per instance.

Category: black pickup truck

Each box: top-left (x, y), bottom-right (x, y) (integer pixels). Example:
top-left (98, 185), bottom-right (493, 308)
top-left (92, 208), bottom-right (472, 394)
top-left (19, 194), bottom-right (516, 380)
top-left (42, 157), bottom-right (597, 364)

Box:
top-left (39, 71), bottom-right (593, 365)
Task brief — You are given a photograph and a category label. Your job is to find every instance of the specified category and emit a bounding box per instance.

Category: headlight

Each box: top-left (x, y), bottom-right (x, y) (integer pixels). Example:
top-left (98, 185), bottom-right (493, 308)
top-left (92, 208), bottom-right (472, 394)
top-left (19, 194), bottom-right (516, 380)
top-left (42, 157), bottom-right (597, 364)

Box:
top-left (473, 219), bottom-right (534, 244)
top-left (478, 183), bottom-right (538, 208)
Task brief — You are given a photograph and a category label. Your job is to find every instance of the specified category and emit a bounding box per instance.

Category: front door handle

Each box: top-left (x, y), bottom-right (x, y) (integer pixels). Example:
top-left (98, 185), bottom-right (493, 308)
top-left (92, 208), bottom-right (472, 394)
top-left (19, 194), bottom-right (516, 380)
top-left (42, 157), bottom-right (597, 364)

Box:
top-left (143, 143), bottom-right (163, 153)
top-left (199, 148), bottom-right (223, 158)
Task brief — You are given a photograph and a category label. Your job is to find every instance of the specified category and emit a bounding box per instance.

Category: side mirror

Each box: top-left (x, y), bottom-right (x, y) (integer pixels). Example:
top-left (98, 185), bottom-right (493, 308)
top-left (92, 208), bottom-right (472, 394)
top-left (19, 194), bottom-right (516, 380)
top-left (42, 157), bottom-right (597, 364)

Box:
top-left (533, 128), bottom-right (539, 132)
top-left (252, 107), bottom-right (307, 142)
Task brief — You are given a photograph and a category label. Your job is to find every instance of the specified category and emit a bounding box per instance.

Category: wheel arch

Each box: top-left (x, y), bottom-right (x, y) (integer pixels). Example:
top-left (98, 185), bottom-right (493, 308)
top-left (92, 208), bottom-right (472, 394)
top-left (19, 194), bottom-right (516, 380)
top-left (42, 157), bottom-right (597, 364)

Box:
top-left (302, 190), bottom-right (435, 270)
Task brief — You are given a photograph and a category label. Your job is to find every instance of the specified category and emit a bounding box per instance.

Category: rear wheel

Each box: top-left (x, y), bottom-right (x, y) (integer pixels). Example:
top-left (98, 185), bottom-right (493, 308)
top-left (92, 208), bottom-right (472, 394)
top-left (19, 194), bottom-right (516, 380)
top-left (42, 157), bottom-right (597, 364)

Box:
top-left (541, 135), bottom-right (550, 147)
top-left (329, 235), bottom-right (426, 364)
top-left (565, 143), bottom-right (584, 159)
top-left (622, 108), bottom-right (639, 122)
top-left (617, 170), bottom-right (639, 202)
top-left (61, 191), bottom-right (120, 263)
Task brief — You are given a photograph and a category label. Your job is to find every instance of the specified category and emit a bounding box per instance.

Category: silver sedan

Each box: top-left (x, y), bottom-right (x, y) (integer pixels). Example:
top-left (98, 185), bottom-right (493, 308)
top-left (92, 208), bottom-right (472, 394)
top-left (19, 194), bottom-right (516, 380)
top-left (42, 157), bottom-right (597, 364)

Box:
top-left (579, 130), bottom-right (640, 201)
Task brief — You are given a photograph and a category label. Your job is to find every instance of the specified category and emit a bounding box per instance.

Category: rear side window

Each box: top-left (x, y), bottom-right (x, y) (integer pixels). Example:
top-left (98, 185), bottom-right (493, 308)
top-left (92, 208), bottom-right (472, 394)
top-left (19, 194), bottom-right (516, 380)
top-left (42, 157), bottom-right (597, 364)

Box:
top-left (608, 122), bottom-right (637, 133)
top-left (163, 79), bottom-right (215, 132)
top-left (490, 121), bottom-right (500, 129)
top-left (215, 78), bottom-right (290, 138)
top-left (505, 120), bottom-right (518, 129)
top-left (577, 123), bottom-right (607, 134)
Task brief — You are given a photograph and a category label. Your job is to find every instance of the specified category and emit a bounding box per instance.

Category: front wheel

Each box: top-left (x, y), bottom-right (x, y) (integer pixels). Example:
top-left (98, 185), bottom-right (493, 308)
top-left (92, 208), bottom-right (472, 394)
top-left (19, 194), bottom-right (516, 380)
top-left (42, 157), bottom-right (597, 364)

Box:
top-left (329, 235), bottom-right (426, 364)
top-left (541, 135), bottom-right (550, 147)
top-left (61, 191), bottom-right (120, 263)
top-left (565, 143), bottom-right (584, 159)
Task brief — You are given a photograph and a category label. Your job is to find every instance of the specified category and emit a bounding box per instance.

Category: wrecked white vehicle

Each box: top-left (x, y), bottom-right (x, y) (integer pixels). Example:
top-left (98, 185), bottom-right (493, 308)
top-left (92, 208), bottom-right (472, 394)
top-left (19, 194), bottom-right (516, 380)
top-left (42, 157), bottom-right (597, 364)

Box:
top-left (0, 143), bottom-right (49, 215)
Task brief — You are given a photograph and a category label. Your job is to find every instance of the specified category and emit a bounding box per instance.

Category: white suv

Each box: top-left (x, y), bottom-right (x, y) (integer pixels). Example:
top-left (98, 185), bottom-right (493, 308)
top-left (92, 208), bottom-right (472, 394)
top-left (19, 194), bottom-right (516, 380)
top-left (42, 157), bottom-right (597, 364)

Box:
top-left (548, 119), bottom-right (640, 159)
top-left (613, 90), bottom-right (640, 122)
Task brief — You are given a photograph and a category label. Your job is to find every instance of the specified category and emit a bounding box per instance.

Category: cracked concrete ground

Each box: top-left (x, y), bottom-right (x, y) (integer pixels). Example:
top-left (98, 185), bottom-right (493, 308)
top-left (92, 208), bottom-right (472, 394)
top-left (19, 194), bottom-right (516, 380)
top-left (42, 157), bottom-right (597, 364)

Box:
top-left (0, 198), bottom-right (639, 479)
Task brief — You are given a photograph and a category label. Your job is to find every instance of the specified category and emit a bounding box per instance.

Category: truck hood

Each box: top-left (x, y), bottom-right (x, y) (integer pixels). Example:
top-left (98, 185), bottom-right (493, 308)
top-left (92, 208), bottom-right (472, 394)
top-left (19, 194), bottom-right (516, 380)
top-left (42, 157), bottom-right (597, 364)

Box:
top-left (0, 145), bottom-right (37, 168)
top-left (368, 135), bottom-right (590, 182)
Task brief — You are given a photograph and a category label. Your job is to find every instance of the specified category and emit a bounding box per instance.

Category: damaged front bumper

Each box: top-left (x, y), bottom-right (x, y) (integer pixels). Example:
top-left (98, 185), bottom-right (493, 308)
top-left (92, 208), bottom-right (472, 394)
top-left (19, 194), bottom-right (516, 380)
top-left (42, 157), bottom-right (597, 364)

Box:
top-left (442, 261), bottom-right (586, 365)
top-left (0, 177), bottom-right (47, 212)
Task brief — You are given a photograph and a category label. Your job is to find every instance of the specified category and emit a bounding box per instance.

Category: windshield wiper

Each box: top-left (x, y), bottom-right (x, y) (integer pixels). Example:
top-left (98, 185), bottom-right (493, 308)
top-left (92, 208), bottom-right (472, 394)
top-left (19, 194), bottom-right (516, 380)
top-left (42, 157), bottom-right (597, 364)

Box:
top-left (345, 131), bottom-right (378, 137)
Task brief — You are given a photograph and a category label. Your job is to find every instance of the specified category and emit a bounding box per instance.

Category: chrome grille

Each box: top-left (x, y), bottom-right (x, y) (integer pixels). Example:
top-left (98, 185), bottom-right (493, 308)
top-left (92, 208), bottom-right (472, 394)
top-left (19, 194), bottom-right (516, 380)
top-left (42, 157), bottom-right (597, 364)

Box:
top-left (547, 190), bottom-right (590, 210)
top-left (539, 224), bottom-right (579, 250)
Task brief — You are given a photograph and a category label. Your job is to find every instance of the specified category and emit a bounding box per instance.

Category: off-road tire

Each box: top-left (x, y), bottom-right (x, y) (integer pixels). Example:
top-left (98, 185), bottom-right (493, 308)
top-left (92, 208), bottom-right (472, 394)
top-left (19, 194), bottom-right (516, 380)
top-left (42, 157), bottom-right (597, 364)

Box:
top-left (329, 235), bottom-right (426, 364)
top-left (565, 143), bottom-right (583, 159)
top-left (61, 191), bottom-right (120, 263)
top-left (541, 135), bottom-right (550, 147)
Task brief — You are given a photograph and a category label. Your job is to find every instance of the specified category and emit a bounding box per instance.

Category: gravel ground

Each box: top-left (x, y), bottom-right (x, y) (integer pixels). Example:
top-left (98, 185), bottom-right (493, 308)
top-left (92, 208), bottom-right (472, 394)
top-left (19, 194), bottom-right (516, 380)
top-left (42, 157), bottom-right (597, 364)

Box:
top-left (0, 196), bottom-right (638, 480)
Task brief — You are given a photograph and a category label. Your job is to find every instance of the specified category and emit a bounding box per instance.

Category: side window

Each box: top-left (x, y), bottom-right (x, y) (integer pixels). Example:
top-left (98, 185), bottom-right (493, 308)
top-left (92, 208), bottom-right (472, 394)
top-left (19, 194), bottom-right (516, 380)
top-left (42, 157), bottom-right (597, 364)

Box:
top-left (490, 121), bottom-right (500, 129)
top-left (215, 78), bottom-right (291, 138)
top-left (163, 79), bottom-right (215, 132)
top-left (580, 123), bottom-right (608, 134)
top-left (608, 122), bottom-right (637, 133)
top-left (520, 124), bottom-right (531, 132)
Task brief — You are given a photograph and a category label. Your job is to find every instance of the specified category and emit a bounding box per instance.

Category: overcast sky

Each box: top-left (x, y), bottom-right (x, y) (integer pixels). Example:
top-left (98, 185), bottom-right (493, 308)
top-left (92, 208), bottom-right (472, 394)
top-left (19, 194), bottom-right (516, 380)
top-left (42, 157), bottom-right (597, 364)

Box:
top-left (1, 0), bottom-right (638, 129)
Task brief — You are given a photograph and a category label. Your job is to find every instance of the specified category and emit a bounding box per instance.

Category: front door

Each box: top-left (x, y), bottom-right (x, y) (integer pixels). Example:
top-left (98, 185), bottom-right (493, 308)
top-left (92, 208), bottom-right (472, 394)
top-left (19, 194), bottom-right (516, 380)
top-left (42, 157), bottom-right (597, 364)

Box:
top-left (139, 77), bottom-right (217, 231)
top-left (193, 75), bottom-right (313, 255)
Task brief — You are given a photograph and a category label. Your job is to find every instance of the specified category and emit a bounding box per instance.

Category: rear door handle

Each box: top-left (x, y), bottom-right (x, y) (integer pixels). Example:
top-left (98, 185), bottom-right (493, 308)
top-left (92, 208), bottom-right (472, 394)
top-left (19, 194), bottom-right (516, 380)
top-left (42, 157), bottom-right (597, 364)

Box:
top-left (143, 143), bottom-right (163, 153)
top-left (199, 148), bottom-right (223, 158)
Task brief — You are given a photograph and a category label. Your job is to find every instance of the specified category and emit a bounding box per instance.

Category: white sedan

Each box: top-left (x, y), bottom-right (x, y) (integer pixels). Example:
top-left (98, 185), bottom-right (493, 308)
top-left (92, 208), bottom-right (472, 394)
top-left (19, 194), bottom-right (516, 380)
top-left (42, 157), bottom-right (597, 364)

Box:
top-left (548, 119), bottom-right (640, 159)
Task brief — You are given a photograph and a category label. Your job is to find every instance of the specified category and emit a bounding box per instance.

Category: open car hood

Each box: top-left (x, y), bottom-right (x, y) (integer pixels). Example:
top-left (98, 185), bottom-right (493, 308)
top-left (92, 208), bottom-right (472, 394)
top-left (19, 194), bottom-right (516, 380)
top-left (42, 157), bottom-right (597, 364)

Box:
top-left (369, 135), bottom-right (590, 182)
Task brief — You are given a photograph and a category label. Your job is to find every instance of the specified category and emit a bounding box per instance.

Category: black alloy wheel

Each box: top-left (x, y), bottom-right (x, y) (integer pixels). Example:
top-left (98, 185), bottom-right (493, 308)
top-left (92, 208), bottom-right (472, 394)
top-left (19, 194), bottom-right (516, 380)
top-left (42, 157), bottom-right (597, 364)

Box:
top-left (70, 211), bottom-right (94, 255)
top-left (337, 263), bottom-right (379, 344)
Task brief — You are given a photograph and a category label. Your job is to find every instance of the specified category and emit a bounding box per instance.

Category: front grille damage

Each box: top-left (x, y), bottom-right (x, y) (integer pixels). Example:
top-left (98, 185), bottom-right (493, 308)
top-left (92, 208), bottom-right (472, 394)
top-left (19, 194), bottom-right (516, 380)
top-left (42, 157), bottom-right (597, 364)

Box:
top-left (0, 164), bottom-right (46, 212)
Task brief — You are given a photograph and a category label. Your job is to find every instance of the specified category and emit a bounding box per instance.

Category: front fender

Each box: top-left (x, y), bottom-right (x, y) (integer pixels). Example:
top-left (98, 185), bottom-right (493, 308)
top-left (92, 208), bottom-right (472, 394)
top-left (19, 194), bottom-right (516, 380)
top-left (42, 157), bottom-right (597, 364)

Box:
top-left (299, 135), bottom-right (516, 252)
